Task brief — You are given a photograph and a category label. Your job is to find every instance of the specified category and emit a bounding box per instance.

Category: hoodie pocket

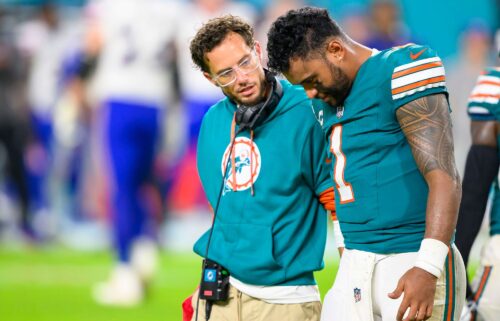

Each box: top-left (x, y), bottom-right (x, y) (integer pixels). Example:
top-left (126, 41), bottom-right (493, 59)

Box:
top-left (223, 222), bottom-right (285, 285)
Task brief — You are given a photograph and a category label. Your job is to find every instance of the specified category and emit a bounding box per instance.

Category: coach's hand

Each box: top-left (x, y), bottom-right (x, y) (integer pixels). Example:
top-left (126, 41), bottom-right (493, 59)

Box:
top-left (388, 267), bottom-right (437, 321)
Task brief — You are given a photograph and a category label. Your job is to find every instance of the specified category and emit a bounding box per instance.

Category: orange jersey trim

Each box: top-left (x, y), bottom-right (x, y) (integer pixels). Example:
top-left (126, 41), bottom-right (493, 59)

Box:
top-left (445, 248), bottom-right (454, 321)
top-left (476, 80), bottom-right (500, 87)
top-left (469, 93), bottom-right (500, 100)
top-left (391, 76), bottom-right (445, 95)
top-left (473, 266), bottom-right (492, 302)
top-left (392, 61), bottom-right (443, 79)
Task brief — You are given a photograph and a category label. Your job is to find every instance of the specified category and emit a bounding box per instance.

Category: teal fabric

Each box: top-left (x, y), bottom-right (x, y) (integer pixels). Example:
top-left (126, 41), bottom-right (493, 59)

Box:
top-left (194, 79), bottom-right (332, 286)
top-left (312, 45), bottom-right (448, 254)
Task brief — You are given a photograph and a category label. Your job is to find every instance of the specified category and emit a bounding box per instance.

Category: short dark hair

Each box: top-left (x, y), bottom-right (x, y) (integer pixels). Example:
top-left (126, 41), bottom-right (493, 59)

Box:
top-left (267, 7), bottom-right (345, 73)
top-left (190, 15), bottom-right (255, 73)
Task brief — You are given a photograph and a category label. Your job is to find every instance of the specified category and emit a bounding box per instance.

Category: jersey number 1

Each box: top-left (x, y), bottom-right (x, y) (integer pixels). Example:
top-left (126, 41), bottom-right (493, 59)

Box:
top-left (330, 125), bottom-right (355, 204)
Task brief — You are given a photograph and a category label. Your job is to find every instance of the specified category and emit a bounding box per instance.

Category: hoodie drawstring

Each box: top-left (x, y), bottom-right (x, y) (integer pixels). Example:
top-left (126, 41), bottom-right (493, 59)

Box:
top-left (249, 129), bottom-right (255, 196)
top-left (229, 113), bottom-right (255, 196)
top-left (230, 115), bottom-right (237, 192)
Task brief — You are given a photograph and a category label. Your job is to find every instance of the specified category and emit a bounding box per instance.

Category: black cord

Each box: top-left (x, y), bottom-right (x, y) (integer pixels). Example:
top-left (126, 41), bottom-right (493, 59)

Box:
top-left (194, 127), bottom-right (245, 321)
top-left (204, 127), bottom-right (244, 259)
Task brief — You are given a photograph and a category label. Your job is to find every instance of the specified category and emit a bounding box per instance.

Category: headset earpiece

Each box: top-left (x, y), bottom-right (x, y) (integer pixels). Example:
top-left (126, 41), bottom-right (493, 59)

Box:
top-left (235, 70), bottom-right (283, 131)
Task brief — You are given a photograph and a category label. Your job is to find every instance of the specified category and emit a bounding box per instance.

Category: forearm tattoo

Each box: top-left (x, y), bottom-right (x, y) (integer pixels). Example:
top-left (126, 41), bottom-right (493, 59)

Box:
top-left (396, 94), bottom-right (459, 180)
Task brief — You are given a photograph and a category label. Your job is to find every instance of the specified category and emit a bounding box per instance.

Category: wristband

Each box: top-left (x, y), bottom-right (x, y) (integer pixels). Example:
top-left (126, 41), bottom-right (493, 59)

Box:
top-left (414, 238), bottom-right (449, 278)
top-left (333, 220), bottom-right (345, 248)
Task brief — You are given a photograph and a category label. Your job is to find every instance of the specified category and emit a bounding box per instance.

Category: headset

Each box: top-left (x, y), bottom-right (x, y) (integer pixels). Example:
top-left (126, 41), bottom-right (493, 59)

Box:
top-left (234, 70), bottom-right (283, 131)
top-left (194, 70), bottom-right (284, 321)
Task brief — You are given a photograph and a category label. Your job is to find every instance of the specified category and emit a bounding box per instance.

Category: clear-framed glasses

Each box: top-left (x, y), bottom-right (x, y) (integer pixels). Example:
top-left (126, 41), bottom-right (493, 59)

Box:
top-left (212, 49), bottom-right (260, 87)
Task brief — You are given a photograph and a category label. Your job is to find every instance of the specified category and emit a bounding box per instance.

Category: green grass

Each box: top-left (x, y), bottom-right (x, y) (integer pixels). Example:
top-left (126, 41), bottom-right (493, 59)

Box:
top-left (0, 247), bottom-right (339, 321)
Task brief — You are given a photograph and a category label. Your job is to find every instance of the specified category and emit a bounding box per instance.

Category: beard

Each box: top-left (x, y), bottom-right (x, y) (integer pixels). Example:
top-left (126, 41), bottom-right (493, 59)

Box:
top-left (316, 59), bottom-right (351, 107)
top-left (223, 72), bottom-right (267, 107)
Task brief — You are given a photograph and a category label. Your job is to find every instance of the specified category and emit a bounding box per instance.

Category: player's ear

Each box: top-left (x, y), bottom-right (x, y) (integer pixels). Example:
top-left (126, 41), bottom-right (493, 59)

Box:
top-left (254, 40), bottom-right (262, 60)
top-left (203, 71), bottom-right (218, 87)
top-left (326, 39), bottom-right (344, 62)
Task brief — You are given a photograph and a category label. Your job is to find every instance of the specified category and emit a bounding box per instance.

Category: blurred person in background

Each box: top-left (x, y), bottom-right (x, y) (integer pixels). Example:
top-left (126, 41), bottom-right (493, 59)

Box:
top-left (16, 3), bottom-right (77, 239)
top-left (364, 0), bottom-right (413, 50)
top-left (14, 3), bottom-right (98, 246)
top-left (255, 0), bottom-right (303, 68)
top-left (50, 18), bottom-right (103, 246)
top-left (447, 22), bottom-right (494, 176)
top-left (455, 42), bottom-right (500, 321)
top-left (168, 0), bottom-right (256, 217)
top-left (338, 5), bottom-right (370, 45)
top-left (184, 15), bottom-right (337, 321)
top-left (81, 0), bottom-right (177, 306)
top-left (0, 9), bottom-right (31, 239)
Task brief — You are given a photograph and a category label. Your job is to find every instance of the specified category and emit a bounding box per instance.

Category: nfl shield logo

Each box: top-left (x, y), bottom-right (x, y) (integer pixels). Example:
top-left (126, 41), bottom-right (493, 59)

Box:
top-left (354, 288), bottom-right (361, 303)
top-left (336, 105), bottom-right (344, 119)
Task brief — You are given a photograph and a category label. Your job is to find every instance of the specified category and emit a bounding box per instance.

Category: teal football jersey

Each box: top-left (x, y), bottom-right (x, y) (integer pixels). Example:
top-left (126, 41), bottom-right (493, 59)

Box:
top-left (467, 67), bottom-right (500, 236)
top-left (312, 44), bottom-right (449, 254)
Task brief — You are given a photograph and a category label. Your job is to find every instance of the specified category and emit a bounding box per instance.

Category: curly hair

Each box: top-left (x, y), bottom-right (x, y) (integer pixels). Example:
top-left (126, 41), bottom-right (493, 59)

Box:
top-left (267, 7), bottom-right (345, 73)
top-left (190, 15), bottom-right (255, 73)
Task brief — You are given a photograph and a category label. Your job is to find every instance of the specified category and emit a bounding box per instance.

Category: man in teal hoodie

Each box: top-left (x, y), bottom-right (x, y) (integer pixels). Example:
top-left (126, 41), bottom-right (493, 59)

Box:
top-left (183, 15), bottom-right (337, 321)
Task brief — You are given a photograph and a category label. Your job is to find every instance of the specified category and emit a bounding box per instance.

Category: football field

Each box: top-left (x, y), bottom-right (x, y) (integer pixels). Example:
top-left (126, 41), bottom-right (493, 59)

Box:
top-left (0, 247), bottom-right (339, 321)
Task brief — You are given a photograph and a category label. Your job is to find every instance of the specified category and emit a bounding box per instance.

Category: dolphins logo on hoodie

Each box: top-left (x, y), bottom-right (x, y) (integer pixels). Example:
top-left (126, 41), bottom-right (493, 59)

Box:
top-left (221, 137), bottom-right (261, 194)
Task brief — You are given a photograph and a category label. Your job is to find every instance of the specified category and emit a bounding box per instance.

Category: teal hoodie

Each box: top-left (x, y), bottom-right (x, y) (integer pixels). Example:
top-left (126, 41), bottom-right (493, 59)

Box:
top-left (194, 79), bottom-right (332, 286)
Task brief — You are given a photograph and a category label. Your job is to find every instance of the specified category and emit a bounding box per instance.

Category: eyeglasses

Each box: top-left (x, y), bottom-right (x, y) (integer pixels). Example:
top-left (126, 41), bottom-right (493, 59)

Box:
top-left (212, 50), bottom-right (260, 87)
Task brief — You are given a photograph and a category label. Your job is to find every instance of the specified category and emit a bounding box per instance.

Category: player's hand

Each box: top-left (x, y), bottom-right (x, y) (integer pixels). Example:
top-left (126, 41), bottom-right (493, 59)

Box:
top-left (388, 267), bottom-right (437, 321)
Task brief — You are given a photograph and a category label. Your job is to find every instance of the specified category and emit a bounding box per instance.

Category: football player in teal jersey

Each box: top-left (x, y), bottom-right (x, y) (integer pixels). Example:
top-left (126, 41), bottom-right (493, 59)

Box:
top-left (267, 7), bottom-right (466, 321)
top-left (455, 65), bottom-right (500, 321)
top-left (183, 15), bottom-right (337, 321)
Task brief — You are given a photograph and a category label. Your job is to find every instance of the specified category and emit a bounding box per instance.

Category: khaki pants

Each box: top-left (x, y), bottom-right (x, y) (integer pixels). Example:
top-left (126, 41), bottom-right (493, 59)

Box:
top-left (190, 285), bottom-right (321, 321)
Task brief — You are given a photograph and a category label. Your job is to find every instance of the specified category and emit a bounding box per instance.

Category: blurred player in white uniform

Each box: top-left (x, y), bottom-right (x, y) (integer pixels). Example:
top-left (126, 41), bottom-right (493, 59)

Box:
top-left (83, 0), bottom-right (177, 306)
top-left (18, 4), bottom-right (76, 237)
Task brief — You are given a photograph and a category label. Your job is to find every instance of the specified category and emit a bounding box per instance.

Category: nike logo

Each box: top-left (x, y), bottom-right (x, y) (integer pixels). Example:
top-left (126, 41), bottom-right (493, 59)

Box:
top-left (410, 48), bottom-right (427, 60)
top-left (325, 158), bottom-right (332, 164)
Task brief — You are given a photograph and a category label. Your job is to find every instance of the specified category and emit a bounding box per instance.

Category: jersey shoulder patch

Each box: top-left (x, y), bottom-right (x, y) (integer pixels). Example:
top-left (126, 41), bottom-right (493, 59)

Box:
top-left (386, 44), bottom-right (446, 101)
top-left (467, 67), bottom-right (500, 120)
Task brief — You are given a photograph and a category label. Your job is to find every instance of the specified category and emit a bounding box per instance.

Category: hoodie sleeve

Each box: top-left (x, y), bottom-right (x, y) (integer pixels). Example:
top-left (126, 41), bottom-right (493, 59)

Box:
top-left (300, 115), bottom-right (334, 199)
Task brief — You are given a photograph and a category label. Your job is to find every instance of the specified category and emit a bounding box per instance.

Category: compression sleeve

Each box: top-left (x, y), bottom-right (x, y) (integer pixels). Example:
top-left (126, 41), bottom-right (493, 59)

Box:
top-left (455, 145), bottom-right (499, 267)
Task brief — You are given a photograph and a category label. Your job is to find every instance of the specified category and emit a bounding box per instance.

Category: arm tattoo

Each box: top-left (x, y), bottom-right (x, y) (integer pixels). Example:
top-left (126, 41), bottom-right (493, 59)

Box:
top-left (396, 94), bottom-right (459, 180)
